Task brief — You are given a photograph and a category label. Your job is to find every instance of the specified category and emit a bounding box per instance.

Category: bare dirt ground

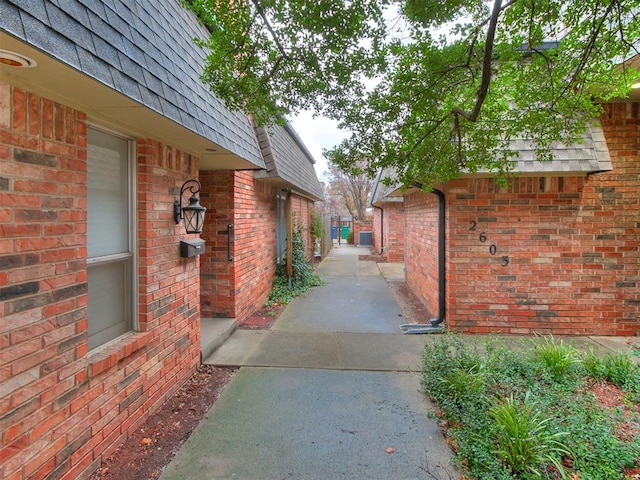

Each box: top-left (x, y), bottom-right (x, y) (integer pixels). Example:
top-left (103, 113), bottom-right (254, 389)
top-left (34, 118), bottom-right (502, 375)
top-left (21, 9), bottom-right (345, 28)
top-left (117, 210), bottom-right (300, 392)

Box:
top-left (88, 277), bottom-right (431, 480)
top-left (387, 280), bottom-right (436, 323)
top-left (89, 365), bottom-right (237, 480)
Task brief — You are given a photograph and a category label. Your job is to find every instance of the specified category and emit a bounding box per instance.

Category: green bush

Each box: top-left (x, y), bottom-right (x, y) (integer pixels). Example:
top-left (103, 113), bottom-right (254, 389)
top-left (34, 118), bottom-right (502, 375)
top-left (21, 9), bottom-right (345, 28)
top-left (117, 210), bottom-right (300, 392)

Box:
top-left (422, 334), bottom-right (640, 479)
top-left (345, 231), bottom-right (354, 244)
top-left (266, 223), bottom-right (322, 306)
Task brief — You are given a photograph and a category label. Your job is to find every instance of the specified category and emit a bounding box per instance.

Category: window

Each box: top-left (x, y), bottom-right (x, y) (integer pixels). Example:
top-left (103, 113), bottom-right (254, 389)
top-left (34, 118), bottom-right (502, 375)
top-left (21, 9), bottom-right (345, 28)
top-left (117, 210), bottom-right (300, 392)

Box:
top-left (87, 127), bottom-right (136, 350)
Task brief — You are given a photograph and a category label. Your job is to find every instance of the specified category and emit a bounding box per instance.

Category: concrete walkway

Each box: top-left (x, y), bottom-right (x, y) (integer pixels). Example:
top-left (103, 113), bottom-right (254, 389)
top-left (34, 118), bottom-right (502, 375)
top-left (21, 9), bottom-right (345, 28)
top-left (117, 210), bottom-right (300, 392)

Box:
top-left (161, 245), bottom-right (639, 480)
top-left (160, 245), bottom-right (459, 479)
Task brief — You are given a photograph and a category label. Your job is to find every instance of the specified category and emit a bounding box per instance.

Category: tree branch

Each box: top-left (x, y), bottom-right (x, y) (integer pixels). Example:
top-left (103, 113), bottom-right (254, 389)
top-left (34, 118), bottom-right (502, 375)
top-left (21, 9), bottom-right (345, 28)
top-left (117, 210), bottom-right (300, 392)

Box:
top-left (552, 0), bottom-right (616, 107)
top-left (453, 114), bottom-right (463, 166)
top-left (404, 114), bottom-right (449, 159)
top-left (451, 0), bottom-right (503, 122)
top-left (249, 0), bottom-right (291, 61)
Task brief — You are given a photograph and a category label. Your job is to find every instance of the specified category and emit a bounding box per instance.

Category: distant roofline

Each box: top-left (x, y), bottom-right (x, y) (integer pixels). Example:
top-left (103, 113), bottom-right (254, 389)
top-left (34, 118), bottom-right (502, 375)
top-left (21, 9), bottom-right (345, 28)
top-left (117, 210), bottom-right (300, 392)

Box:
top-left (284, 122), bottom-right (317, 165)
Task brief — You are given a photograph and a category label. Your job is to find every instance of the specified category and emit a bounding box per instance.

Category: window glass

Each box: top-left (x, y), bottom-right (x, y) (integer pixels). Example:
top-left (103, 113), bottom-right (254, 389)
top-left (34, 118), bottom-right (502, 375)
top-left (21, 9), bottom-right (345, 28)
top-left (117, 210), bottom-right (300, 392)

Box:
top-left (87, 130), bottom-right (130, 257)
top-left (87, 127), bottom-right (135, 350)
top-left (87, 260), bottom-right (132, 350)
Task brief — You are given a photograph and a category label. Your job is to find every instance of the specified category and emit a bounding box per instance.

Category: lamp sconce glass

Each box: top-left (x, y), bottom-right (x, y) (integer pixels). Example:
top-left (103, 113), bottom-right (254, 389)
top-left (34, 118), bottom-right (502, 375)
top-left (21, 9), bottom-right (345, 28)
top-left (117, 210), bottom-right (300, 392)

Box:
top-left (174, 179), bottom-right (206, 234)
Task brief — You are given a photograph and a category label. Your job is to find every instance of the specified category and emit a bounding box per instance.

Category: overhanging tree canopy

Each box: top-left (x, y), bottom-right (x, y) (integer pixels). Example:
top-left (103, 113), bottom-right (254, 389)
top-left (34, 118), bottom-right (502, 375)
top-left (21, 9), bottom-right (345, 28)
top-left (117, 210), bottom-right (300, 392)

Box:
top-left (185, 0), bottom-right (640, 189)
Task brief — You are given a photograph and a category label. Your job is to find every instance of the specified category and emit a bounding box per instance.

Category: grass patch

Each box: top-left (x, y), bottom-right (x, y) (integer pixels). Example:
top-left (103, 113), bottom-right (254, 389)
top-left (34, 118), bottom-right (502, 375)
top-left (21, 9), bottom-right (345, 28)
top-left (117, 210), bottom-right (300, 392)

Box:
top-left (422, 334), bottom-right (640, 479)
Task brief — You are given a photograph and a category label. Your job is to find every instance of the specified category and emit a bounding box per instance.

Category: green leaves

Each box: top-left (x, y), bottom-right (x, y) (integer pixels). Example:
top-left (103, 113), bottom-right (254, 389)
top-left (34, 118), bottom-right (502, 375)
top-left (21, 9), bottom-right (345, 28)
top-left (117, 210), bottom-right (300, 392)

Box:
top-left (266, 222), bottom-right (322, 306)
top-left (185, 0), bottom-right (640, 189)
top-left (531, 335), bottom-right (582, 380)
top-left (185, 0), bottom-right (388, 126)
top-left (489, 393), bottom-right (571, 477)
top-left (334, 0), bottom-right (639, 190)
top-left (422, 334), bottom-right (640, 478)
top-left (403, 0), bottom-right (477, 26)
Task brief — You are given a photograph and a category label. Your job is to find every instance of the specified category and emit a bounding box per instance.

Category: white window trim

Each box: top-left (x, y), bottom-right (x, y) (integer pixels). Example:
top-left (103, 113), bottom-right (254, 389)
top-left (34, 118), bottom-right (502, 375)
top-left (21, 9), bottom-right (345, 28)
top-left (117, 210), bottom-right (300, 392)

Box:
top-left (87, 124), bottom-right (138, 350)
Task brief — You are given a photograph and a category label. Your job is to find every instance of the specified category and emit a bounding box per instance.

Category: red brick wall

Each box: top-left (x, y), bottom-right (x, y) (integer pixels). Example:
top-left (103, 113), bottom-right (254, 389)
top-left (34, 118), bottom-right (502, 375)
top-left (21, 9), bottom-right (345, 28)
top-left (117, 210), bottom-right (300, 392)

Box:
top-left (404, 102), bottom-right (639, 335)
top-left (373, 204), bottom-right (405, 261)
top-left (291, 193), bottom-right (315, 261)
top-left (200, 171), bottom-right (236, 318)
top-left (200, 172), bottom-right (317, 323)
top-left (405, 193), bottom-right (439, 319)
top-left (0, 83), bottom-right (201, 479)
top-left (372, 208), bottom-right (383, 253)
top-left (354, 220), bottom-right (373, 246)
top-left (384, 203), bottom-right (405, 263)
top-left (232, 173), bottom-right (278, 322)
top-left (200, 172), bottom-right (278, 322)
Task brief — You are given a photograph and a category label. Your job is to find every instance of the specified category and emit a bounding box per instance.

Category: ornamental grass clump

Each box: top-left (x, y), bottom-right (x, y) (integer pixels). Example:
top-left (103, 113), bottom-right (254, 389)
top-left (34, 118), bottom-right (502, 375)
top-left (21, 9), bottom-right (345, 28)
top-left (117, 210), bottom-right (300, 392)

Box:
top-left (488, 393), bottom-right (571, 478)
top-left (582, 349), bottom-right (640, 402)
top-left (530, 335), bottom-right (581, 381)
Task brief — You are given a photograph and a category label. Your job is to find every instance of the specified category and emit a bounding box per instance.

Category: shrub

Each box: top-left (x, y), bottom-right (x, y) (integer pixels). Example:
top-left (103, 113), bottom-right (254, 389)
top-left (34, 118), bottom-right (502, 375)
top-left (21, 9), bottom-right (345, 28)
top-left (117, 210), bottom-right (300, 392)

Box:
top-left (266, 222), bottom-right (322, 305)
top-left (345, 230), bottom-right (354, 244)
top-left (422, 334), bottom-right (640, 479)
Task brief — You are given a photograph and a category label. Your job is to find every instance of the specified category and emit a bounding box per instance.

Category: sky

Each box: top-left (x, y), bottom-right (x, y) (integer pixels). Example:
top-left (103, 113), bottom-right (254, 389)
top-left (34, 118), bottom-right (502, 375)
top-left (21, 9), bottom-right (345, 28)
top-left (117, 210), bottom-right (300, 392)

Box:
top-left (289, 111), bottom-right (350, 182)
top-left (285, 6), bottom-right (410, 184)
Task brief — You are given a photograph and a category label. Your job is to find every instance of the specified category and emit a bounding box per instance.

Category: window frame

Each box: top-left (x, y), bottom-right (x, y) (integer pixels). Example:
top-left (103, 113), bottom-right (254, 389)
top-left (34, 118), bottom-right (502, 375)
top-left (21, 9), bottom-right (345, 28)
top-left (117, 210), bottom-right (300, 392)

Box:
top-left (86, 124), bottom-right (138, 351)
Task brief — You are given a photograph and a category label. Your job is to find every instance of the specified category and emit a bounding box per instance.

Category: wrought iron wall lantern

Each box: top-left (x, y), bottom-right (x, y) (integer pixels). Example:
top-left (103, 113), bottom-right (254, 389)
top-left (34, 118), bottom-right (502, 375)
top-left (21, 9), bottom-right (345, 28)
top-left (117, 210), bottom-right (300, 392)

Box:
top-left (174, 180), bottom-right (207, 234)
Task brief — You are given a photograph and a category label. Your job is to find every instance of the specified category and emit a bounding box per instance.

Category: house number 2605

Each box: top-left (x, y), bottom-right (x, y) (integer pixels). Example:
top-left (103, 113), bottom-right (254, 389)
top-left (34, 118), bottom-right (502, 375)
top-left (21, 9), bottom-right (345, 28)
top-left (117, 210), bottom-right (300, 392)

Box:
top-left (469, 221), bottom-right (509, 266)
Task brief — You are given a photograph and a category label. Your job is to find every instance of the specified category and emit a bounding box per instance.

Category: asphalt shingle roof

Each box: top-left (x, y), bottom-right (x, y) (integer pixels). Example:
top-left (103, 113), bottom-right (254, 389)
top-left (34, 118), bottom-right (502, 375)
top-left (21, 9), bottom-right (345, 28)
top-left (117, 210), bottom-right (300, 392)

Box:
top-left (253, 123), bottom-right (324, 201)
top-left (1, 0), bottom-right (264, 166)
top-left (370, 167), bottom-right (405, 206)
top-left (508, 123), bottom-right (612, 174)
top-left (372, 121), bottom-right (613, 201)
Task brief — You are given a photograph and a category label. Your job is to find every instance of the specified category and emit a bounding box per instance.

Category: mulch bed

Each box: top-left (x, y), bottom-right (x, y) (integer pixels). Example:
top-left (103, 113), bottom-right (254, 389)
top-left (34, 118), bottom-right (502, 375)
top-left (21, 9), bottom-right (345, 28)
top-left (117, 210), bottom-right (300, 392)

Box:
top-left (89, 365), bottom-right (237, 480)
top-left (358, 254), bottom-right (388, 262)
top-left (238, 303), bottom-right (287, 330)
top-left (388, 281), bottom-right (436, 324)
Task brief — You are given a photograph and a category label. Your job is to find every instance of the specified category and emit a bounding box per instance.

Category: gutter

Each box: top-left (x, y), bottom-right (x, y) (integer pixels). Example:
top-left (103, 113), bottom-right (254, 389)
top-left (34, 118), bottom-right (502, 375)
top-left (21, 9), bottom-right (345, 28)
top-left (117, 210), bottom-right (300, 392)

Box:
top-left (431, 188), bottom-right (446, 327)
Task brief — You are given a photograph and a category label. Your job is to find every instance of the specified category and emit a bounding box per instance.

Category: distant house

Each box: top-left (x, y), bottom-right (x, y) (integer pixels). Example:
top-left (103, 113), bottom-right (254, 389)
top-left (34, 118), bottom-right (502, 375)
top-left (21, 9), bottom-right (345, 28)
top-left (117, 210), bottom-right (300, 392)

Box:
top-left (0, 2), bottom-right (322, 479)
top-left (370, 168), bottom-right (405, 263)
top-left (373, 103), bottom-right (640, 335)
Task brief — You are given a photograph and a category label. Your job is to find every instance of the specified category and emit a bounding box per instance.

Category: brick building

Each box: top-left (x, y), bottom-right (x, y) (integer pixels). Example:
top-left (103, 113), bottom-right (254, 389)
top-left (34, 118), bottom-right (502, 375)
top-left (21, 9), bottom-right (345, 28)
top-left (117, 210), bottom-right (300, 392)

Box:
top-left (0, 2), bottom-right (322, 479)
top-left (353, 220), bottom-right (373, 247)
top-left (200, 124), bottom-right (323, 329)
top-left (373, 105), bottom-right (640, 335)
top-left (370, 168), bottom-right (405, 263)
